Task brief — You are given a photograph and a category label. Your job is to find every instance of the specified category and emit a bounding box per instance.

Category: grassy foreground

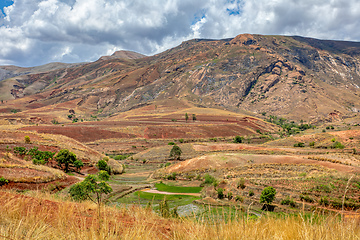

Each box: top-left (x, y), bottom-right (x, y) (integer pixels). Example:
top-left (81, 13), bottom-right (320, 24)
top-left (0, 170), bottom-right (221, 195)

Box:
top-left (1, 190), bottom-right (360, 240)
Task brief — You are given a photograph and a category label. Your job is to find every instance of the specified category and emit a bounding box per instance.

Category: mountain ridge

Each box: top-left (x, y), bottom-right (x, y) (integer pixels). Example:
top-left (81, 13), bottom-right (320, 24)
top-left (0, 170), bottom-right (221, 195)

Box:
top-left (1, 34), bottom-right (360, 123)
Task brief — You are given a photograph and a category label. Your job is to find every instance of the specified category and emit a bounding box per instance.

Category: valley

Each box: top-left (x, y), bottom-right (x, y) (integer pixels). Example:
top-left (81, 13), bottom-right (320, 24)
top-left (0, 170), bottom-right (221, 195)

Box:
top-left (1, 34), bottom-right (360, 239)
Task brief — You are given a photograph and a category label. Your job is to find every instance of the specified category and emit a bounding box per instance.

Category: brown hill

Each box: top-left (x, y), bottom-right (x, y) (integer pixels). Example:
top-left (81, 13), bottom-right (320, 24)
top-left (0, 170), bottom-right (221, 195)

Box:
top-left (1, 34), bottom-right (360, 122)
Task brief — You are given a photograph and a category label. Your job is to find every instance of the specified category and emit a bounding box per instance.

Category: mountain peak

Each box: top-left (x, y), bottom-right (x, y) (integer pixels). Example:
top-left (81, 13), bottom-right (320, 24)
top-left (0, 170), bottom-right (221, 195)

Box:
top-left (99, 50), bottom-right (146, 61)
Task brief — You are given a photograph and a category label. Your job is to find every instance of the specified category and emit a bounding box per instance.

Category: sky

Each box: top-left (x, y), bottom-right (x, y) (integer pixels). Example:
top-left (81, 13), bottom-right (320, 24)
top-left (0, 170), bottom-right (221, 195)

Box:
top-left (1, 0), bottom-right (360, 67)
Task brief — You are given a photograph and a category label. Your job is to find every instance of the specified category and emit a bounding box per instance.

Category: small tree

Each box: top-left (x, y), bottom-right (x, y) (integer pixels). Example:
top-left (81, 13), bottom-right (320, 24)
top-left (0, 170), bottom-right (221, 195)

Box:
top-left (185, 113), bottom-right (189, 122)
top-left (73, 160), bottom-right (84, 172)
top-left (97, 158), bottom-right (111, 174)
top-left (0, 177), bottom-right (9, 186)
top-left (260, 186), bottom-right (276, 204)
top-left (24, 136), bottom-right (31, 144)
top-left (234, 136), bottom-right (243, 143)
top-left (170, 145), bottom-right (182, 160)
top-left (69, 171), bottom-right (112, 221)
top-left (192, 114), bottom-right (196, 122)
top-left (55, 149), bottom-right (77, 172)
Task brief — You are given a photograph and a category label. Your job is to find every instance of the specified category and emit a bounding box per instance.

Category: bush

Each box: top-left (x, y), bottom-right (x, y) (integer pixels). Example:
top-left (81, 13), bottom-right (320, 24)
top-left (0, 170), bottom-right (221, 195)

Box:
top-left (13, 146), bottom-right (27, 155)
top-left (97, 159), bottom-right (111, 174)
top-left (260, 186), bottom-right (276, 204)
top-left (281, 196), bottom-right (296, 207)
top-left (166, 172), bottom-right (177, 180)
top-left (24, 136), bottom-right (31, 144)
top-left (0, 177), bottom-right (9, 186)
top-left (249, 190), bottom-right (254, 197)
top-left (309, 141), bottom-right (315, 147)
top-left (227, 191), bottom-right (233, 200)
top-left (299, 194), bottom-right (314, 203)
top-left (204, 174), bottom-right (216, 185)
top-left (233, 136), bottom-right (243, 143)
top-left (55, 149), bottom-right (77, 172)
top-left (237, 178), bottom-right (246, 189)
top-left (169, 145), bottom-right (182, 160)
top-left (168, 142), bottom-right (175, 145)
top-left (74, 160), bottom-right (84, 172)
top-left (319, 196), bottom-right (329, 206)
top-left (235, 195), bottom-right (244, 202)
top-left (217, 188), bottom-right (224, 199)
top-left (332, 141), bottom-right (345, 149)
top-left (294, 142), bottom-right (305, 147)
top-left (178, 138), bottom-right (184, 143)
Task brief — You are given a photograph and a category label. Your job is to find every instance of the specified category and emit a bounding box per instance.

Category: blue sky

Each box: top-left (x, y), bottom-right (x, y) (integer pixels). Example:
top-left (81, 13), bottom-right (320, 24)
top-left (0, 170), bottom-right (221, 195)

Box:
top-left (1, 0), bottom-right (360, 67)
top-left (0, 0), bottom-right (13, 15)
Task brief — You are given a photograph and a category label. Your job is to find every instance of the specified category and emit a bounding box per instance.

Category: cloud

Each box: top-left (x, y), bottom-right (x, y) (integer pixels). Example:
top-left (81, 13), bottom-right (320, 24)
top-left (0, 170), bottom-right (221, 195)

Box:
top-left (1, 0), bottom-right (360, 67)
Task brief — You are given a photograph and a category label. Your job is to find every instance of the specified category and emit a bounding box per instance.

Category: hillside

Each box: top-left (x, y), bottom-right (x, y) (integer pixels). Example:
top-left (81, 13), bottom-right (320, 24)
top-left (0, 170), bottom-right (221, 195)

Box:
top-left (1, 34), bottom-right (360, 122)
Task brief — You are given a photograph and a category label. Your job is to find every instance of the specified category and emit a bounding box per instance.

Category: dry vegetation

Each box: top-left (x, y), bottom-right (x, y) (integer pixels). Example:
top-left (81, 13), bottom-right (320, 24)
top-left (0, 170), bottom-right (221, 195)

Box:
top-left (1, 190), bottom-right (360, 240)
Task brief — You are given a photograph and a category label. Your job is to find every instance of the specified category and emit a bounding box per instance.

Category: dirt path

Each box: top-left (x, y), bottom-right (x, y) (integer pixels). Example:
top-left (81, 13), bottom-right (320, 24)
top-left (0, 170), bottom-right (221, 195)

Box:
top-left (141, 189), bottom-right (201, 197)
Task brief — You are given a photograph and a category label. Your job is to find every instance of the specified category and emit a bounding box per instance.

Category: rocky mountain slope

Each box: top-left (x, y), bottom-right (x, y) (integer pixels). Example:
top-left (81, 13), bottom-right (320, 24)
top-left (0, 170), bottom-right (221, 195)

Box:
top-left (1, 34), bottom-right (360, 122)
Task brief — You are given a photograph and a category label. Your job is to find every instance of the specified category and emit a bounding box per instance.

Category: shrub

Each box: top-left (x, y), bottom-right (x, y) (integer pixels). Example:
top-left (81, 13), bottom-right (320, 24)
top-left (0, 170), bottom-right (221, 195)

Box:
top-left (0, 177), bottom-right (9, 186)
top-left (24, 136), bottom-right (31, 144)
top-left (169, 145), bottom-right (182, 160)
top-left (332, 141), bottom-right (345, 149)
top-left (237, 178), bottom-right (246, 189)
top-left (294, 142), bottom-right (305, 147)
top-left (159, 197), bottom-right (170, 218)
top-left (299, 194), bottom-right (314, 203)
top-left (178, 138), bottom-right (184, 143)
top-left (97, 159), bottom-right (111, 174)
top-left (233, 136), bottom-right (243, 143)
top-left (204, 174), bottom-right (216, 185)
top-left (13, 146), bottom-right (27, 156)
top-left (260, 186), bottom-right (276, 204)
top-left (217, 188), bottom-right (224, 199)
top-left (235, 195), bottom-right (244, 202)
top-left (227, 191), bottom-right (233, 200)
top-left (249, 190), bottom-right (254, 197)
top-left (168, 142), bottom-right (175, 145)
top-left (55, 149), bottom-right (77, 172)
top-left (74, 160), bottom-right (84, 172)
top-left (309, 141), bottom-right (315, 147)
top-left (166, 172), bottom-right (177, 180)
top-left (319, 196), bottom-right (329, 206)
top-left (281, 196), bottom-right (296, 207)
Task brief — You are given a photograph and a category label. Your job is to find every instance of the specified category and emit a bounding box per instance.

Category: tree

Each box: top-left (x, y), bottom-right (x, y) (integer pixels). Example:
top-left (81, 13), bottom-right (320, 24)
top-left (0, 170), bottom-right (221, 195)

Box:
top-left (55, 149), bottom-right (77, 172)
top-left (185, 113), bottom-right (189, 122)
top-left (73, 160), bottom-right (84, 172)
top-left (96, 158), bottom-right (111, 174)
top-left (192, 114), bottom-right (196, 122)
top-left (233, 135), bottom-right (243, 143)
top-left (169, 145), bottom-right (182, 160)
top-left (260, 186), bottom-right (276, 204)
top-left (69, 171), bottom-right (112, 221)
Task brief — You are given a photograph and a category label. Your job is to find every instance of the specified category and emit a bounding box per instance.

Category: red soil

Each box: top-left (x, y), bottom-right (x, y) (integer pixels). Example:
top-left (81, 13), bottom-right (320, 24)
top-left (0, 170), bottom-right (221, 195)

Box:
top-left (19, 125), bottom-right (136, 142)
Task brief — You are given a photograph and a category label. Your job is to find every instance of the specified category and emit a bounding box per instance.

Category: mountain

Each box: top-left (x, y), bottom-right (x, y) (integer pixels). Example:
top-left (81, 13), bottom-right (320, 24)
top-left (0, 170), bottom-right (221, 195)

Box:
top-left (1, 34), bottom-right (360, 122)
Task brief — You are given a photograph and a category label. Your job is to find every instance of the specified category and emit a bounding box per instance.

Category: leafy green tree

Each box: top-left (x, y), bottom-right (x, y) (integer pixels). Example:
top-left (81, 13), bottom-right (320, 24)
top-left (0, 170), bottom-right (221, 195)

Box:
top-left (96, 158), bottom-right (111, 174)
top-left (169, 145), bottom-right (182, 160)
top-left (69, 171), bottom-right (112, 220)
top-left (73, 160), bottom-right (84, 172)
top-left (185, 113), bottom-right (189, 122)
top-left (260, 186), bottom-right (276, 204)
top-left (192, 114), bottom-right (196, 122)
top-left (234, 135), bottom-right (243, 143)
top-left (55, 149), bottom-right (77, 172)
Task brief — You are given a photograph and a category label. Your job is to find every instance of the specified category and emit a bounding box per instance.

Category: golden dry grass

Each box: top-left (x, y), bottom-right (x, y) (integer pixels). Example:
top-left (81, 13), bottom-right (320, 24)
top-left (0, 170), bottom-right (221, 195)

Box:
top-left (1, 190), bottom-right (360, 240)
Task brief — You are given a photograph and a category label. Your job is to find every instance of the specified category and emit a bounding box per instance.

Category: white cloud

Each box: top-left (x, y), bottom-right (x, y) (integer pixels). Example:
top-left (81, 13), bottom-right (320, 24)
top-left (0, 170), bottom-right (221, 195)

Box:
top-left (1, 0), bottom-right (360, 66)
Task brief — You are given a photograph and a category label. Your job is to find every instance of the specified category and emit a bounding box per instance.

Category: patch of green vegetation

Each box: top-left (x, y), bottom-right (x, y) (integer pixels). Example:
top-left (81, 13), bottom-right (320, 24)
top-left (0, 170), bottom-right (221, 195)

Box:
top-left (118, 191), bottom-right (200, 209)
top-left (155, 183), bottom-right (202, 193)
top-left (266, 115), bottom-right (314, 136)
